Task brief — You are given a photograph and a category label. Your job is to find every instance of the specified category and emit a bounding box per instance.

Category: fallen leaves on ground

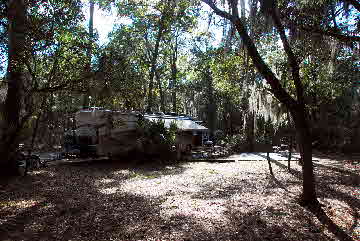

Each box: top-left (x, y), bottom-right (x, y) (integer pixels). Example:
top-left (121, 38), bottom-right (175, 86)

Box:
top-left (0, 156), bottom-right (359, 240)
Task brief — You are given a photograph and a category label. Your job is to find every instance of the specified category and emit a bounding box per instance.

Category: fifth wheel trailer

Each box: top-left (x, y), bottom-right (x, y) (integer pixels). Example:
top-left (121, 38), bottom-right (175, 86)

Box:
top-left (64, 108), bottom-right (209, 159)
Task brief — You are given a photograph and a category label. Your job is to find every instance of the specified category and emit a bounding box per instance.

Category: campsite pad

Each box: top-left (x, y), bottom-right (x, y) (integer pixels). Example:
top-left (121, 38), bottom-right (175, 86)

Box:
top-left (1, 153), bottom-right (358, 240)
top-left (193, 152), bottom-right (317, 162)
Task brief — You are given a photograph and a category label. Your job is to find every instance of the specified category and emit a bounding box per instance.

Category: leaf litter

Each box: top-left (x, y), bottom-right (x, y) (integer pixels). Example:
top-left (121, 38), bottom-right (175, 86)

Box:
top-left (0, 157), bottom-right (359, 240)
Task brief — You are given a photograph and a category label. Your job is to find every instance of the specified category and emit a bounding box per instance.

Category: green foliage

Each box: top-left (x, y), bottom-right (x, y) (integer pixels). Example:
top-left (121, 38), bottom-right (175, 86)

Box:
top-left (1, 0), bottom-right (358, 157)
top-left (224, 133), bottom-right (247, 152)
top-left (137, 117), bottom-right (178, 147)
top-left (255, 116), bottom-right (275, 144)
top-left (212, 53), bottom-right (248, 103)
top-left (255, 115), bottom-right (266, 143)
top-left (95, 30), bottom-right (147, 109)
top-left (17, 117), bottom-right (34, 143)
top-left (108, 0), bottom-right (200, 111)
top-left (168, 121), bottom-right (179, 144)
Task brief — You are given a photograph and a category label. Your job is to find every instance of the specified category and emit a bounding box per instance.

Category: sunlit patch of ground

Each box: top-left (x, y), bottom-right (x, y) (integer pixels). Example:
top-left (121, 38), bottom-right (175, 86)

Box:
top-left (0, 199), bottom-right (40, 210)
top-left (0, 157), bottom-right (358, 240)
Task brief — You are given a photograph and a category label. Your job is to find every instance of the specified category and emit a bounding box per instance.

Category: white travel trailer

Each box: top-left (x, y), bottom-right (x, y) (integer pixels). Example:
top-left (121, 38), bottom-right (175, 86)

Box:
top-left (64, 108), bottom-right (209, 158)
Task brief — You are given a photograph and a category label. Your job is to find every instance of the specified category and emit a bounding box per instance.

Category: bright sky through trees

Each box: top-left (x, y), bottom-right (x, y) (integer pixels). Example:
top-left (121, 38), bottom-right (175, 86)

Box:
top-left (82, 1), bottom-right (118, 45)
top-left (81, 0), bottom-right (224, 46)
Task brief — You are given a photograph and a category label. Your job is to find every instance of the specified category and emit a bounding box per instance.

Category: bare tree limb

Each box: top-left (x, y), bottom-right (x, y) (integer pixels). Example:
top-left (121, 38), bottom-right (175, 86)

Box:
top-left (342, 0), bottom-right (360, 12)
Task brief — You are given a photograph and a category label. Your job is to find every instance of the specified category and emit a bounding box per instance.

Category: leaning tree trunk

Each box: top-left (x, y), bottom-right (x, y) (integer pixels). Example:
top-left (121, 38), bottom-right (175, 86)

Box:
top-left (202, 0), bottom-right (318, 205)
top-left (0, 0), bottom-right (26, 172)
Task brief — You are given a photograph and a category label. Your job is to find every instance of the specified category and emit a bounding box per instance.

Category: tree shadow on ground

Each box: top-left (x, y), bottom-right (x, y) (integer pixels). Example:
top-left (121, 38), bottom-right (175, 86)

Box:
top-left (0, 188), bottom-right (167, 240)
top-left (190, 174), bottom-right (264, 200)
top-left (190, 156), bottom-right (298, 200)
top-left (0, 164), bottom-right (323, 241)
top-left (0, 165), bottom-right (184, 240)
top-left (269, 159), bottom-right (358, 241)
top-left (307, 204), bottom-right (356, 241)
top-left (268, 174), bottom-right (293, 193)
top-left (58, 157), bottom-right (189, 179)
top-left (187, 166), bottom-right (332, 240)
top-left (1, 158), bottom-right (358, 240)
top-left (254, 153), bottom-right (303, 179)
top-left (314, 162), bottom-right (360, 187)
top-left (311, 152), bottom-right (360, 162)
top-left (225, 207), bottom-right (332, 241)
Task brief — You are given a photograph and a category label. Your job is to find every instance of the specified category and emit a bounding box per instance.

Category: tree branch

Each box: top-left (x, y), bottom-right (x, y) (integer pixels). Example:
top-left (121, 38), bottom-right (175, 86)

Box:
top-left (270, 7), bottom-right (304, 105)
top-left (24, 60), bottom-right (36, 82)
top-left (300, 25), bottom-right (360, 43)
top-left (202, 0), bottom-right (234, 21)
top-left (34, 72), bottom-right (95, 93)
top-left (228, 0), bottom-right (239, 18)
top-left (202, 0), bottom-right (298, 109)
top-left (34, 83), bottom-right (70, 93)
top-left (342, 0), bottom-right (360, 12)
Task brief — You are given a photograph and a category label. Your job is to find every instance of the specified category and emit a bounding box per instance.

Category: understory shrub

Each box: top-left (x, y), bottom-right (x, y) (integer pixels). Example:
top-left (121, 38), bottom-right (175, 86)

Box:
top-left (136, 116), bottom-right (178, 159)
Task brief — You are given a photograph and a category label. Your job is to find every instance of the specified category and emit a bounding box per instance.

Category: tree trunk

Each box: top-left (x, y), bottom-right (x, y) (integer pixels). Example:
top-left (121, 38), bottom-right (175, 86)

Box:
top-left (155, 70), bottom-right (165, 113)
top-left (267, 151), bottom-right (274, 175)
top-left (292, 108), bottom-right (317, 205)
top-left (239, 0), bottom-right (246, 20)
top-left (0, 0), bottom-right (26, 172)
top-left (287, 112), bottom-right (293, 171)
top-left (206, 68), bottom-right (216, 140)
top-left (28, 96), bottom-right (47, 155)
top-left (342, 0), bottom-right (360, 12)
top-left (88, 0), bottom-right (95, 56)
top-left (202, 0), bottom-right (318, 205)
top-left (230, 111), bottom-right (234, 135)
top-left (288, 135), bottom-right (293, 171)
top-left (146, 13), bottom-right (166, 113)
top-left (246, 111), bottom-right (255, 152)
top-left (82, 0), bottom-right (95, 108)
top-left (171, 38), bottom-right (178, 113)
